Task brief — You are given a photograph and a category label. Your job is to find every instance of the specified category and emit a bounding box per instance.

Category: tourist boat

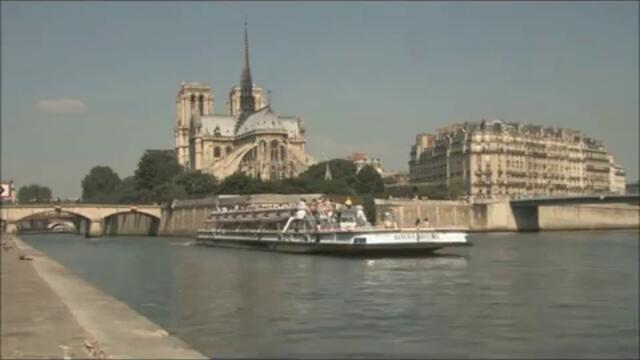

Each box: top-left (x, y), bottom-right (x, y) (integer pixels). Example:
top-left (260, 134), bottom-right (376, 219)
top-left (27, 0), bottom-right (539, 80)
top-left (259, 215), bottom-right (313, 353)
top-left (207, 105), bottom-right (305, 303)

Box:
top-left (195, 205), bottom-right (470, 256)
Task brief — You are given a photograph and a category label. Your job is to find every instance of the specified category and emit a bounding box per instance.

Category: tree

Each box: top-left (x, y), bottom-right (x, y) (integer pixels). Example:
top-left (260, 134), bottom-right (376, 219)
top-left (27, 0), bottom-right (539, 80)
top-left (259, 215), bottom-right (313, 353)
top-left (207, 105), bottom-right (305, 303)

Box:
top-left (296, 159), bottom-right (360, 195)
top-left (355, 165), bottom-right (385, 195)
top-left (216, 172), bottom-right (255, 194)
top-left (311, 179), bottom-right (357, 196)
top-left (81, 166), bottom-right (122, 203)
top-left (447, 178), bottom-right (466, 200)
top-left (174, 170), bottom-right (217, 198)
top-left (114, 176), bottom-right (140, 203)
top-left (359, 193), bottom-right (377, 225)
top-left (134, 150), bottom-right (183, 203)
top-left (299, 159), bottom-right (357, 183)
top-left (17, 184), bottom-right (52, 203)
top-left (275, 178), bottom-right (309, 194)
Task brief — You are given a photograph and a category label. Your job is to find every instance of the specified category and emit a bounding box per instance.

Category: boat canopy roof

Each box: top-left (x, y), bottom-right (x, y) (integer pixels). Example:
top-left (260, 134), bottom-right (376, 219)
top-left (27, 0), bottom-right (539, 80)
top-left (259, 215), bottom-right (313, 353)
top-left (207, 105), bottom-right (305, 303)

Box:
top-left (207, 206), bottom-right (297, 223)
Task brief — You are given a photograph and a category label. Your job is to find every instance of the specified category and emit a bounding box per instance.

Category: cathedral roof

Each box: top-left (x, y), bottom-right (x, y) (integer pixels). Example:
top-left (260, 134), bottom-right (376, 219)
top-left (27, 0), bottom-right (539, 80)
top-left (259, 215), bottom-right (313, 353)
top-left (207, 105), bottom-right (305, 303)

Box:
top-left (199, 115), bottom-right (236, 136)
top-left (280, 117), bottom-right (304, 138)
top-left (236, 106), bottom-right (287, 136)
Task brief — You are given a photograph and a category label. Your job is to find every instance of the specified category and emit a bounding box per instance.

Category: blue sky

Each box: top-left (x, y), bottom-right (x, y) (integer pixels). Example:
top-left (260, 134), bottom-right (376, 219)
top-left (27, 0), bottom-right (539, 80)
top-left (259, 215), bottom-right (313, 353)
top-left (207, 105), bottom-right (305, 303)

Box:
top-left (1, 1), bottom-right (638, 198)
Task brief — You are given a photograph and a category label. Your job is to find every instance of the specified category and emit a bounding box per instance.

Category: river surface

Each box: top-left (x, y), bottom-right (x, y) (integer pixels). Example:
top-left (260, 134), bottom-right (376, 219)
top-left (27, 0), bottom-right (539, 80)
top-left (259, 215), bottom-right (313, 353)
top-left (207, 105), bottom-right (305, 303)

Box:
top-left (22, 231), bottom-right (639, 358)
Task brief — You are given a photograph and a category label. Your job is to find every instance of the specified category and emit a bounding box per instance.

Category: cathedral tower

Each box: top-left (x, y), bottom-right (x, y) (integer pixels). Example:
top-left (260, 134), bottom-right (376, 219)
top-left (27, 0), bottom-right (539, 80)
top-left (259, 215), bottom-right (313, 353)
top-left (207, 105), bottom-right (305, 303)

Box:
top-left (175, 82), bottom-right (214, 168)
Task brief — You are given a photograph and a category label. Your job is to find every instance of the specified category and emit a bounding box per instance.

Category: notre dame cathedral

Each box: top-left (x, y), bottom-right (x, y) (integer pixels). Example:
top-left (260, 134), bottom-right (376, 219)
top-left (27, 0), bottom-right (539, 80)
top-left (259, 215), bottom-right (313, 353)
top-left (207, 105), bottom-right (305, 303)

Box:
top-left (174, 22), bottom-right (314, 181)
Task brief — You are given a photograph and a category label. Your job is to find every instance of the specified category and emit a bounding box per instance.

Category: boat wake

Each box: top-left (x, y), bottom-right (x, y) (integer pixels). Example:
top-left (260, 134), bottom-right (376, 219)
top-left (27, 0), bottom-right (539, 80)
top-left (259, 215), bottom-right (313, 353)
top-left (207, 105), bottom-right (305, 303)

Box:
top-left (170, 241), bottom-right (196, 247)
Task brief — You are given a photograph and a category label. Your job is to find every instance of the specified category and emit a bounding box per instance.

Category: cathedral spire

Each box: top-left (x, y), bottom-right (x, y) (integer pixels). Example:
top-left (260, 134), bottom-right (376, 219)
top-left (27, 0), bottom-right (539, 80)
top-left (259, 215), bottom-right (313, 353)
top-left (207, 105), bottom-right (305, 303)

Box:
top-left (239, 18), bottom-right (255, 118)
top-left (324, 163), bottom-right (333, 181)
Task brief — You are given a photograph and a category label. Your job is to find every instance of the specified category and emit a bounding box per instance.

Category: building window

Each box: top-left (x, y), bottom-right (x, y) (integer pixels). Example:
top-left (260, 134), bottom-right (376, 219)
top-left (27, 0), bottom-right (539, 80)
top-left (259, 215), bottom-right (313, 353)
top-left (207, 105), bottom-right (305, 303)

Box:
top-left (271, 140), bottom-right (279, 162)
top-left (214, 146), bottom-right (221, 158)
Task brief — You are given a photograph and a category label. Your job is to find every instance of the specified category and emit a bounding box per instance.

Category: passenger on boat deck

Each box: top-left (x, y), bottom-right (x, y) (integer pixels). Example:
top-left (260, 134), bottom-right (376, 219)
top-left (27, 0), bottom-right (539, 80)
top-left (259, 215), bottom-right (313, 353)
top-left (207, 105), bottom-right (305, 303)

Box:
top-left (331, 203), bottom-right (340, 225)
top-left (316, 203), bottom-right (329, 230)
top-left (344, 197), bottom-right (353, 209)
top-left (310, 199), bottom-right (318, 217)
top-left (296, 199), bottom-right (307, 220)
top-left (423, 217), bottom-right (431, 228)
top-left (355, 205), bottom-right (368, 226)
top-left (383, 212), bottom-right (398, 229)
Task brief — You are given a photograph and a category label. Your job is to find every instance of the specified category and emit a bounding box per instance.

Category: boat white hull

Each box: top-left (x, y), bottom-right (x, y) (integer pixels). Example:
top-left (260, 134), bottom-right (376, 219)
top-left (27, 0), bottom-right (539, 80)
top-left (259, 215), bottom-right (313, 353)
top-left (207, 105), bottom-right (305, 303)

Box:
top-left (195, 229), bottom-right (470, 256)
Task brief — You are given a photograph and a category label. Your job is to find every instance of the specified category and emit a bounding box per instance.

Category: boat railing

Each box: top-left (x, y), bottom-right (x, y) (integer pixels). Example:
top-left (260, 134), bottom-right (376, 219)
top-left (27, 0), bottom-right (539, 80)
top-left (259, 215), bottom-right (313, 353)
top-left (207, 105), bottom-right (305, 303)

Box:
top-left (198, 225), bottom-right (469, 234)
top-left (206, 206), bottom-right (298, 223)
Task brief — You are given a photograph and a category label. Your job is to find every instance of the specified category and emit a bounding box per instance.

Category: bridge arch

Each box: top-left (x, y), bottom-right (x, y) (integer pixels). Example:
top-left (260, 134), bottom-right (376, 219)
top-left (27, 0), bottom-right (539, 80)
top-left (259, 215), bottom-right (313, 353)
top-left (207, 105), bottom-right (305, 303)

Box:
top-left (47, 220), bottom-right (76, 232)
top-left (100, 208), bottom-right (161, 220)
top-left (101, 208), bottom-right (161, 236)
top-left (1, 205), bottom-right (163, 237)
top-left (11, 209), bottom-right (92, 225)
top-left (5, 208), bottom-right (93, 236)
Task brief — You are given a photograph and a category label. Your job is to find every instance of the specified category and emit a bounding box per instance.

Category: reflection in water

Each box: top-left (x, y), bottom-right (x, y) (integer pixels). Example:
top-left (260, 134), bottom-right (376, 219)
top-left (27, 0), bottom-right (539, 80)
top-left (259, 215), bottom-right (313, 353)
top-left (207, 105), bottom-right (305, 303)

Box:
top-left (22, 231), bottom-right (639, 358)
top-left (169, 241), bottom-right (196, 247)
top-left (365, 254), bottom-right (469, 269)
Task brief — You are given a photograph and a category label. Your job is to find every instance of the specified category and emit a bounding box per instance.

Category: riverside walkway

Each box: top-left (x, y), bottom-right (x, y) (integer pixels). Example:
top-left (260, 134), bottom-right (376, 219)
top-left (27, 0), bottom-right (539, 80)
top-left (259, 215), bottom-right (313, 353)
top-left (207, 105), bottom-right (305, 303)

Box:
top-left (0, 235), bottom-right (207, 359)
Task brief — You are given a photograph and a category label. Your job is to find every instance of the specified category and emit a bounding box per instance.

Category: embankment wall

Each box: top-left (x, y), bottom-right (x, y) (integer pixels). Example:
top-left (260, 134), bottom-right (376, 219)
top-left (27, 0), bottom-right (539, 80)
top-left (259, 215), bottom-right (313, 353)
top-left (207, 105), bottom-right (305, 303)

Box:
top-left (375, 199), bottom-right (638, 232)
top-left (537, 204), bottom-right (640, 231)
top-left (102, 197), bottom-right (639, 236)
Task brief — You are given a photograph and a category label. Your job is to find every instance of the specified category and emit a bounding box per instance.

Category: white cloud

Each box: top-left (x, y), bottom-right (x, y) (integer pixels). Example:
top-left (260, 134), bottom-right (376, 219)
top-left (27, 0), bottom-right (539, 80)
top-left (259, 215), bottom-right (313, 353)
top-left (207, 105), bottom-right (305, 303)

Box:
top-left (36, 98), bottom-right (87, 115)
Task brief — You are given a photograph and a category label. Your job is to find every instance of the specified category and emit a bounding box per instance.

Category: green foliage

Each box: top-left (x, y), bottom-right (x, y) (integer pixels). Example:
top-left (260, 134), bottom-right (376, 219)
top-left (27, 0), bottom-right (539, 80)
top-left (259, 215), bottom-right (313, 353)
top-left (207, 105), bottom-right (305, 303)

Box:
top-left (175, 170), bottom-right (218, 198)
top-left (300, 159), bottom-right (357, 183)
top-left (81, 154), bottom-right (390, 204)
top-left (311, 179), bottom-right (357, 196)
top-left (134, 150), bottom-right (184, 203)
top-left (274, 178), bottom-right (310, 194)
top-left (355, 165), bottom-right (385, 195)
top-left (447, 178), bottom-right (467, 199)
top-left (134, 150), bottom-right (183, 191)
top-left (114, 176), bottom-right (140, 204)
top-left (216, 173), bottom-right (256, 194)
top-left (81, 166), bottom-right (122, 203)
top-left (385, 183), bottom-right (448, 200)
top-left (359, 193), bottom-right (377, 225)
top-left (296, 159), bottom-right (361, 195)
top-left (17, 184), bottom-right (52, 203)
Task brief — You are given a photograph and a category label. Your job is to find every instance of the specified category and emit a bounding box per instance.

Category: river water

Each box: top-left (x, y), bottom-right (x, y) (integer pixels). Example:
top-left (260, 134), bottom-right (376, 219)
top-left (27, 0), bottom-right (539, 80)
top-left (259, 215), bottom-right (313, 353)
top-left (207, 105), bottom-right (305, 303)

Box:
top-left (22, 231), bottom-right (639, 358)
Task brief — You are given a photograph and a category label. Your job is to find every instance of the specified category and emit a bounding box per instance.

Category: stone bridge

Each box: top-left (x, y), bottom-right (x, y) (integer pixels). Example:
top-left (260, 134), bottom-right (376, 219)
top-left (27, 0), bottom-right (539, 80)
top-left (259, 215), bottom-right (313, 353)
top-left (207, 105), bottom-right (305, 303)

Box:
top-left (0, 204), bottom-right (163, 237)
top-left (504, 194), bottom-right (639, 231)
top-left (510, 194), bottom-right (640, 207)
